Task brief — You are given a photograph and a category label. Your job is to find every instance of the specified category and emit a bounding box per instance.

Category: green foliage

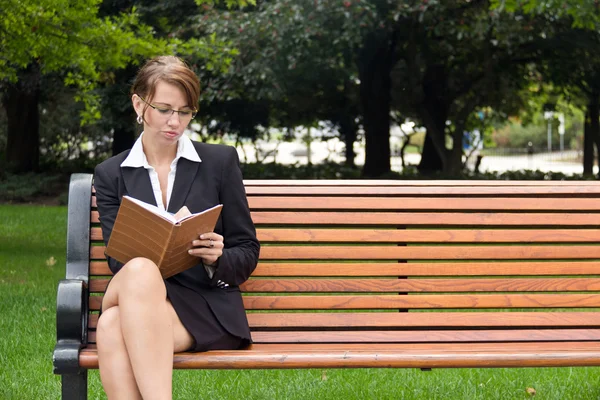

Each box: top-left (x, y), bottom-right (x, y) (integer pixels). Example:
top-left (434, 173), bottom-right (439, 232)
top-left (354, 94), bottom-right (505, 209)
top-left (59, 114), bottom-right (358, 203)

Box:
top-left (491, 0), bottom-right (600, 29)
top-left (192, 0), bottom-right (376, 135)
top-left (195, 0), bottom-right (256, 8)
top-left (0, 0), bottom-right (171, 121)
top-left (0, 173), bottom-right (68, 204)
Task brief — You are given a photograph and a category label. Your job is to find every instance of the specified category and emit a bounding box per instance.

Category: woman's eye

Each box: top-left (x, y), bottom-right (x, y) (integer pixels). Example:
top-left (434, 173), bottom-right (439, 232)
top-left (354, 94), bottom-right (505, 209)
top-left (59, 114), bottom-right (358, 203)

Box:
top-left (179, 111), bottom-right (192, 117)
top-left (157, 108), bottom-right (172, 114)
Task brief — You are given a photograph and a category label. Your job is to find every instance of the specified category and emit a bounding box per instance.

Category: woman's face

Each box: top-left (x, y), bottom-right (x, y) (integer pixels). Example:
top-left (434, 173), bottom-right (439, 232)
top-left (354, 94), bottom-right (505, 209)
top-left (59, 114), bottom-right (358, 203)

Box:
top-left (132, 80), bottom-right (195, 146)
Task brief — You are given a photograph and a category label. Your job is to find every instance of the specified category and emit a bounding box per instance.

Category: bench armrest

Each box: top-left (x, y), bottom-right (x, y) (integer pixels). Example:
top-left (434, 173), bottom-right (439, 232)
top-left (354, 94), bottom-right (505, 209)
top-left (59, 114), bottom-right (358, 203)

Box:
top-left (54, 279), bottom-right (89, 374)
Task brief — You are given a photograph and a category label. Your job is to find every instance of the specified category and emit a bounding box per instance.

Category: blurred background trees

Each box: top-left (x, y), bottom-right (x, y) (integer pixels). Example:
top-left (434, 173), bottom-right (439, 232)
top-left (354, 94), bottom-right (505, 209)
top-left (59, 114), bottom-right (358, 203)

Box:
top-left (1, 0), bottom-right (599, 178)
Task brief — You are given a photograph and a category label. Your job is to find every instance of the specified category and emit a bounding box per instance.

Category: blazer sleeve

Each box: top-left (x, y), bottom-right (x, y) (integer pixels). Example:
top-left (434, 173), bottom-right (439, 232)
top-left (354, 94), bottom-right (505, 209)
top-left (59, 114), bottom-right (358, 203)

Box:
top-left (94, 163), bottom-right (125, 274)
top-left (210, 147), bottom-right (260, 287)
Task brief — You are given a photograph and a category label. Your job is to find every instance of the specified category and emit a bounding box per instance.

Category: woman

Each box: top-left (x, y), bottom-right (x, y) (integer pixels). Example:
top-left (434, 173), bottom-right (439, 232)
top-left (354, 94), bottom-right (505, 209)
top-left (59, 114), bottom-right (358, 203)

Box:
top-left (94, 56), bottom-right (260, 400)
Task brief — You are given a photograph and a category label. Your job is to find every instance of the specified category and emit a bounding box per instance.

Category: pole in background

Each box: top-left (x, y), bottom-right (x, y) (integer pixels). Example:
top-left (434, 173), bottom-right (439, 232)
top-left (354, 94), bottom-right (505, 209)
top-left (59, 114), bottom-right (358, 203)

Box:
top-left (558, 113), bottom-right (565, 152)
top-left (544, 111), bottom-right (554, 152)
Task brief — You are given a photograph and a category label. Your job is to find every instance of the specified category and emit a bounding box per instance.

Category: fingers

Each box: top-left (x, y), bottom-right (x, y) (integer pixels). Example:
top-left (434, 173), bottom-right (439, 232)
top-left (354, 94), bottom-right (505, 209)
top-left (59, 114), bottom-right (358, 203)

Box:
top-left (188, 232), bottom-right (223, 265)
top-left (191, 233), bottom-right (223, 250)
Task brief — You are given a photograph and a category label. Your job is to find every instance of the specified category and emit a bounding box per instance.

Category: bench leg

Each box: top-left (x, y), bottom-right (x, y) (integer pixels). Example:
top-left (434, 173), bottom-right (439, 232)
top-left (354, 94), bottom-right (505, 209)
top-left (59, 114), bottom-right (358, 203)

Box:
top-left (61, 371), bottom-right (87, 400)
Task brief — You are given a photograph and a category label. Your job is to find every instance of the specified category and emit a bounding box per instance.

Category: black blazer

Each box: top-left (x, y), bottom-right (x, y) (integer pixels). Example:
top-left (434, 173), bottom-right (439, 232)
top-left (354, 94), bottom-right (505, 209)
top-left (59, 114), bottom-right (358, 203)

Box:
top-left (93, 141), bottom-right (260, 341)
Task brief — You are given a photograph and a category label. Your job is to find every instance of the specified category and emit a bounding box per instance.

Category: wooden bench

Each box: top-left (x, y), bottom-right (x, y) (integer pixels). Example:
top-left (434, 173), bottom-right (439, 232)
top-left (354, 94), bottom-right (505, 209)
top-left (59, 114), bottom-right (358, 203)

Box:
top-left (54, 173), bottom-right (600, 399)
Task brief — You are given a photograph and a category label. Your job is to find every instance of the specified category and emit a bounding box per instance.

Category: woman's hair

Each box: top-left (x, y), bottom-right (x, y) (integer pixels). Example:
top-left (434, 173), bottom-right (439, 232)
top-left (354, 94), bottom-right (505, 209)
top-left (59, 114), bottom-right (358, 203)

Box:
top-left (131, 56), bottom-right (200, 117)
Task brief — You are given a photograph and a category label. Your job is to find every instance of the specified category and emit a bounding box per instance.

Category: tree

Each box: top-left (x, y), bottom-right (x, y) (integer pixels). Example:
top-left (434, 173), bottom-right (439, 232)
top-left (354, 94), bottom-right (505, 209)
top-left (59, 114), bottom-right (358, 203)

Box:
top-left (191, 0), bottom-right (371, 167)
top-left (1, 0), bottom-right (250, 172)
top-left (1, 0), bottom-right (163, 172)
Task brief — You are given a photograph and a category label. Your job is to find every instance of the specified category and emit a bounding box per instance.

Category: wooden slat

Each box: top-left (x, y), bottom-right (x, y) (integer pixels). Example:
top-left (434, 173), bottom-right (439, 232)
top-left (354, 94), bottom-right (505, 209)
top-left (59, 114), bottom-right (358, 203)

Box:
top-left (82, 341), bottom-right (600, 352)
top-left (91, 245), bottom-right (600, 261)
top-left (79, 341), bottom-right (600, 369)
top-left (84, 312), bottom-right (600, 330)
top-left (246, 312), bottom-right (600, 329)
top-left (88, 277), bottom-right (600, 294)
top-left (90, 261), bottom-right (111, 276)
top-left (250, 212), bottom-right (600, 226)
top-left (90, 210), bottom-right (600, 225)
top-left (91, 227), bottom-right (600, 243)
top-left (248, 197), bottom-right (600, 211)
top-left (257, 228), bottom-right (600, 243)
top-left (91, 227), bottom-right (102, 241)
top-left (252, 261), bottom-right (600, 276)
top-left (240, 278), bottom-right (600, 293)
top-left (88, 293), bottom-right (600, 312)
top-left (88, 261), bottom-right (600, 278)
top-left (250, 329), bottom-right (600, 343)
top-left (243, 180), bottom-right (600, 187)
top-left (84, 328), bottom-right (600, 346)
top-left (258, 245), bottom-right (600, 260)
top-left (244, 186), bottom-right (600, 196)
top-left (241, 294), bottom-right (600, 310)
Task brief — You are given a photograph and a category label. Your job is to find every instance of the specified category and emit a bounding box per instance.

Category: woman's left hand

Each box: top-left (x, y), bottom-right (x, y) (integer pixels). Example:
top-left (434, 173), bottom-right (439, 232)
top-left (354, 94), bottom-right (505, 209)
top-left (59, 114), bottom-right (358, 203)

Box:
top-left (189, 232), bottom-right (224, 266)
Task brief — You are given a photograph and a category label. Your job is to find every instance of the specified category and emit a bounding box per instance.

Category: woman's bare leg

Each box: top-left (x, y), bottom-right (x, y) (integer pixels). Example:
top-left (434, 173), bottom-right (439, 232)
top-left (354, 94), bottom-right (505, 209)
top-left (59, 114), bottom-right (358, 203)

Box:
top-left (97, 257), bottom-right (194, 400)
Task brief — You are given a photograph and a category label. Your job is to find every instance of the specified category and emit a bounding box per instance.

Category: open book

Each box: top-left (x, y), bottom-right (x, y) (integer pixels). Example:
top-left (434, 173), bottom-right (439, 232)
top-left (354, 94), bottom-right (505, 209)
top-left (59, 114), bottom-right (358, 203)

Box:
top-left (105, 196), bottom-right (223, 278)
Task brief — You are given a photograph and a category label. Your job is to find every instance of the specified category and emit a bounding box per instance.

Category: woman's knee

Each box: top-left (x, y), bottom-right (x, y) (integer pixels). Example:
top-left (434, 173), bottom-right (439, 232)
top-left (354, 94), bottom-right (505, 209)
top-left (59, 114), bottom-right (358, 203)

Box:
top-left (97, 307), bottom-right (123, 349)
top-left (119, 257), bottom-right (166, 297)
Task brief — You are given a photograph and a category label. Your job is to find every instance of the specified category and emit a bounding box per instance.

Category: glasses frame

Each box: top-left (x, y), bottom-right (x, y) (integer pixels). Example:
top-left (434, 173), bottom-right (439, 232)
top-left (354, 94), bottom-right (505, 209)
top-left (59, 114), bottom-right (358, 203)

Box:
top-left (137, 95), bottom-right (197, 120)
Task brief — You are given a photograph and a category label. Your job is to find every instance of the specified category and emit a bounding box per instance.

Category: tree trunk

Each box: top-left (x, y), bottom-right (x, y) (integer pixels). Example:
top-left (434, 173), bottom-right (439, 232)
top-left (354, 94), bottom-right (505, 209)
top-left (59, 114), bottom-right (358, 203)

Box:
top-left (112, 126), bottom-right (136, 155)
top-left (4, 64), bottom-right (41, 173)
top-left (590, 92), bottom-right (600, 179)
top-left (418, 133), bottom-right (444, 173)
top-left (417, 65), bottom-right (449, 174)
top-left (583, 109), bottom-right (594, 176)
top-left (357, 32), bottom-right (394, 178)
top-left (339, 114), bottom-right (357, 168)
top-left (102, 66), bottom-right (138, 156)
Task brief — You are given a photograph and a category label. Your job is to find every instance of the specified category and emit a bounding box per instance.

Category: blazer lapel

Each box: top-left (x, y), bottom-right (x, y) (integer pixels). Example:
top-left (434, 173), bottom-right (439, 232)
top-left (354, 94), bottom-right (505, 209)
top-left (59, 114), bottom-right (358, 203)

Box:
top-left (121, 167), bottom-right (157, 206)
top-left (168, 158), bottom-right (200, 213)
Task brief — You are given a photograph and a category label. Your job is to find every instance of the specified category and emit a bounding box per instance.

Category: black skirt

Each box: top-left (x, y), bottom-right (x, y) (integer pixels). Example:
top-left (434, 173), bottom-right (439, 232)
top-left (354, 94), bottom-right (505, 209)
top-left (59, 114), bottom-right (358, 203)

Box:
top-left (102, 276), bottom-right (246, 353)
top-left (164, 279), bottom-right (247, 352)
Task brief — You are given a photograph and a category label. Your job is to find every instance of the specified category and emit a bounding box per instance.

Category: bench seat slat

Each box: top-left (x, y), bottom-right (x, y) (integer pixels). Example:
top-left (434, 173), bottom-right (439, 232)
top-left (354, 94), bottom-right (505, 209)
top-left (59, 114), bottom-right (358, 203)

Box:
top-left (79, 342), bottom-right (600, 369)
top-left (250, 329), bottom-right (600, 343)
top-left (85, 329), bottom-right (600, 345)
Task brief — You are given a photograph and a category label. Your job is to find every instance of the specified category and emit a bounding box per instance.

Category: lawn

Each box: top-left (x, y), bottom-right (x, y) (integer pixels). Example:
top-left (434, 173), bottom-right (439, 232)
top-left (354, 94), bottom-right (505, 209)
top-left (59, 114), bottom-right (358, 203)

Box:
top-left (1, 204), bottom-right (600, 399)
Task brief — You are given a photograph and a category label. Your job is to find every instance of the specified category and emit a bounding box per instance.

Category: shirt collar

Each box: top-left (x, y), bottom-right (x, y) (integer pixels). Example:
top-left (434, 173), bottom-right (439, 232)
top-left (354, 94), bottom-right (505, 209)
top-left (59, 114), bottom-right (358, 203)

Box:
top-left (121, 132), bottom-right (201, 168)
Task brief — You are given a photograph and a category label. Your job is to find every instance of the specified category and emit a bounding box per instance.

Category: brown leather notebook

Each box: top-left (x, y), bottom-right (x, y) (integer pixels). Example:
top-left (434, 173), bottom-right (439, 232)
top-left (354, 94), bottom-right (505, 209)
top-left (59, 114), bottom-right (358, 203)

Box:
top-left (105, 196), bottom-right (223, 278)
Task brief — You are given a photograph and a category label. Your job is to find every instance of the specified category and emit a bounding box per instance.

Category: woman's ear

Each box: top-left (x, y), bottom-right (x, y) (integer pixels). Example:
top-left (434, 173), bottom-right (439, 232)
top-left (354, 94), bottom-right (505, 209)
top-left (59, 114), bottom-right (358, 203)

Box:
top-left (132, 94), bottom-right (143, 118)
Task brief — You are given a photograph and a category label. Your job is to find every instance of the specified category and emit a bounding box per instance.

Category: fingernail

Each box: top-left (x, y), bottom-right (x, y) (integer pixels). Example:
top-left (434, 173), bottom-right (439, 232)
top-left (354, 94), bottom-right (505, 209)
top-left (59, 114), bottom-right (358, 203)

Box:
top-left (188, 250), bottom-right (193, 254)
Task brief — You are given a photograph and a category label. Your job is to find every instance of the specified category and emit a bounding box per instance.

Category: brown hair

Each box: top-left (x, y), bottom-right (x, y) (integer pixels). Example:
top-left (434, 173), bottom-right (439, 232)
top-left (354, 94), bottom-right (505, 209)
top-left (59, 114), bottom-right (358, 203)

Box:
top-left (131, 56), bottom-right (200, 119)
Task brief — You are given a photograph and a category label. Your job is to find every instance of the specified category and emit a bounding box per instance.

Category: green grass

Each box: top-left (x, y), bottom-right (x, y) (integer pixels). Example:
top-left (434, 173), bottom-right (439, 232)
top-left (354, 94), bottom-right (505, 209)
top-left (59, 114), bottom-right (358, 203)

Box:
top-left (2, 205), bottom-right (600, 399)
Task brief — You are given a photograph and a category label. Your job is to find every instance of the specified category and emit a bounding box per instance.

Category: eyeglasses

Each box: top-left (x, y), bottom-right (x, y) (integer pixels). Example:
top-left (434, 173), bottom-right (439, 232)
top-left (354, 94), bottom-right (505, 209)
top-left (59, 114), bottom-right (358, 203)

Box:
top-left (138, 96), bottom-right (197, 119)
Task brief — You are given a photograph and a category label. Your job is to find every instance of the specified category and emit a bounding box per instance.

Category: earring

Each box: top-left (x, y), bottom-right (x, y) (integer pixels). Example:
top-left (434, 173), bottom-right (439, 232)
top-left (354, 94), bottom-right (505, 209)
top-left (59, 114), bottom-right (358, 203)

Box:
top-left (136, 115), bottom-right (143, 125)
